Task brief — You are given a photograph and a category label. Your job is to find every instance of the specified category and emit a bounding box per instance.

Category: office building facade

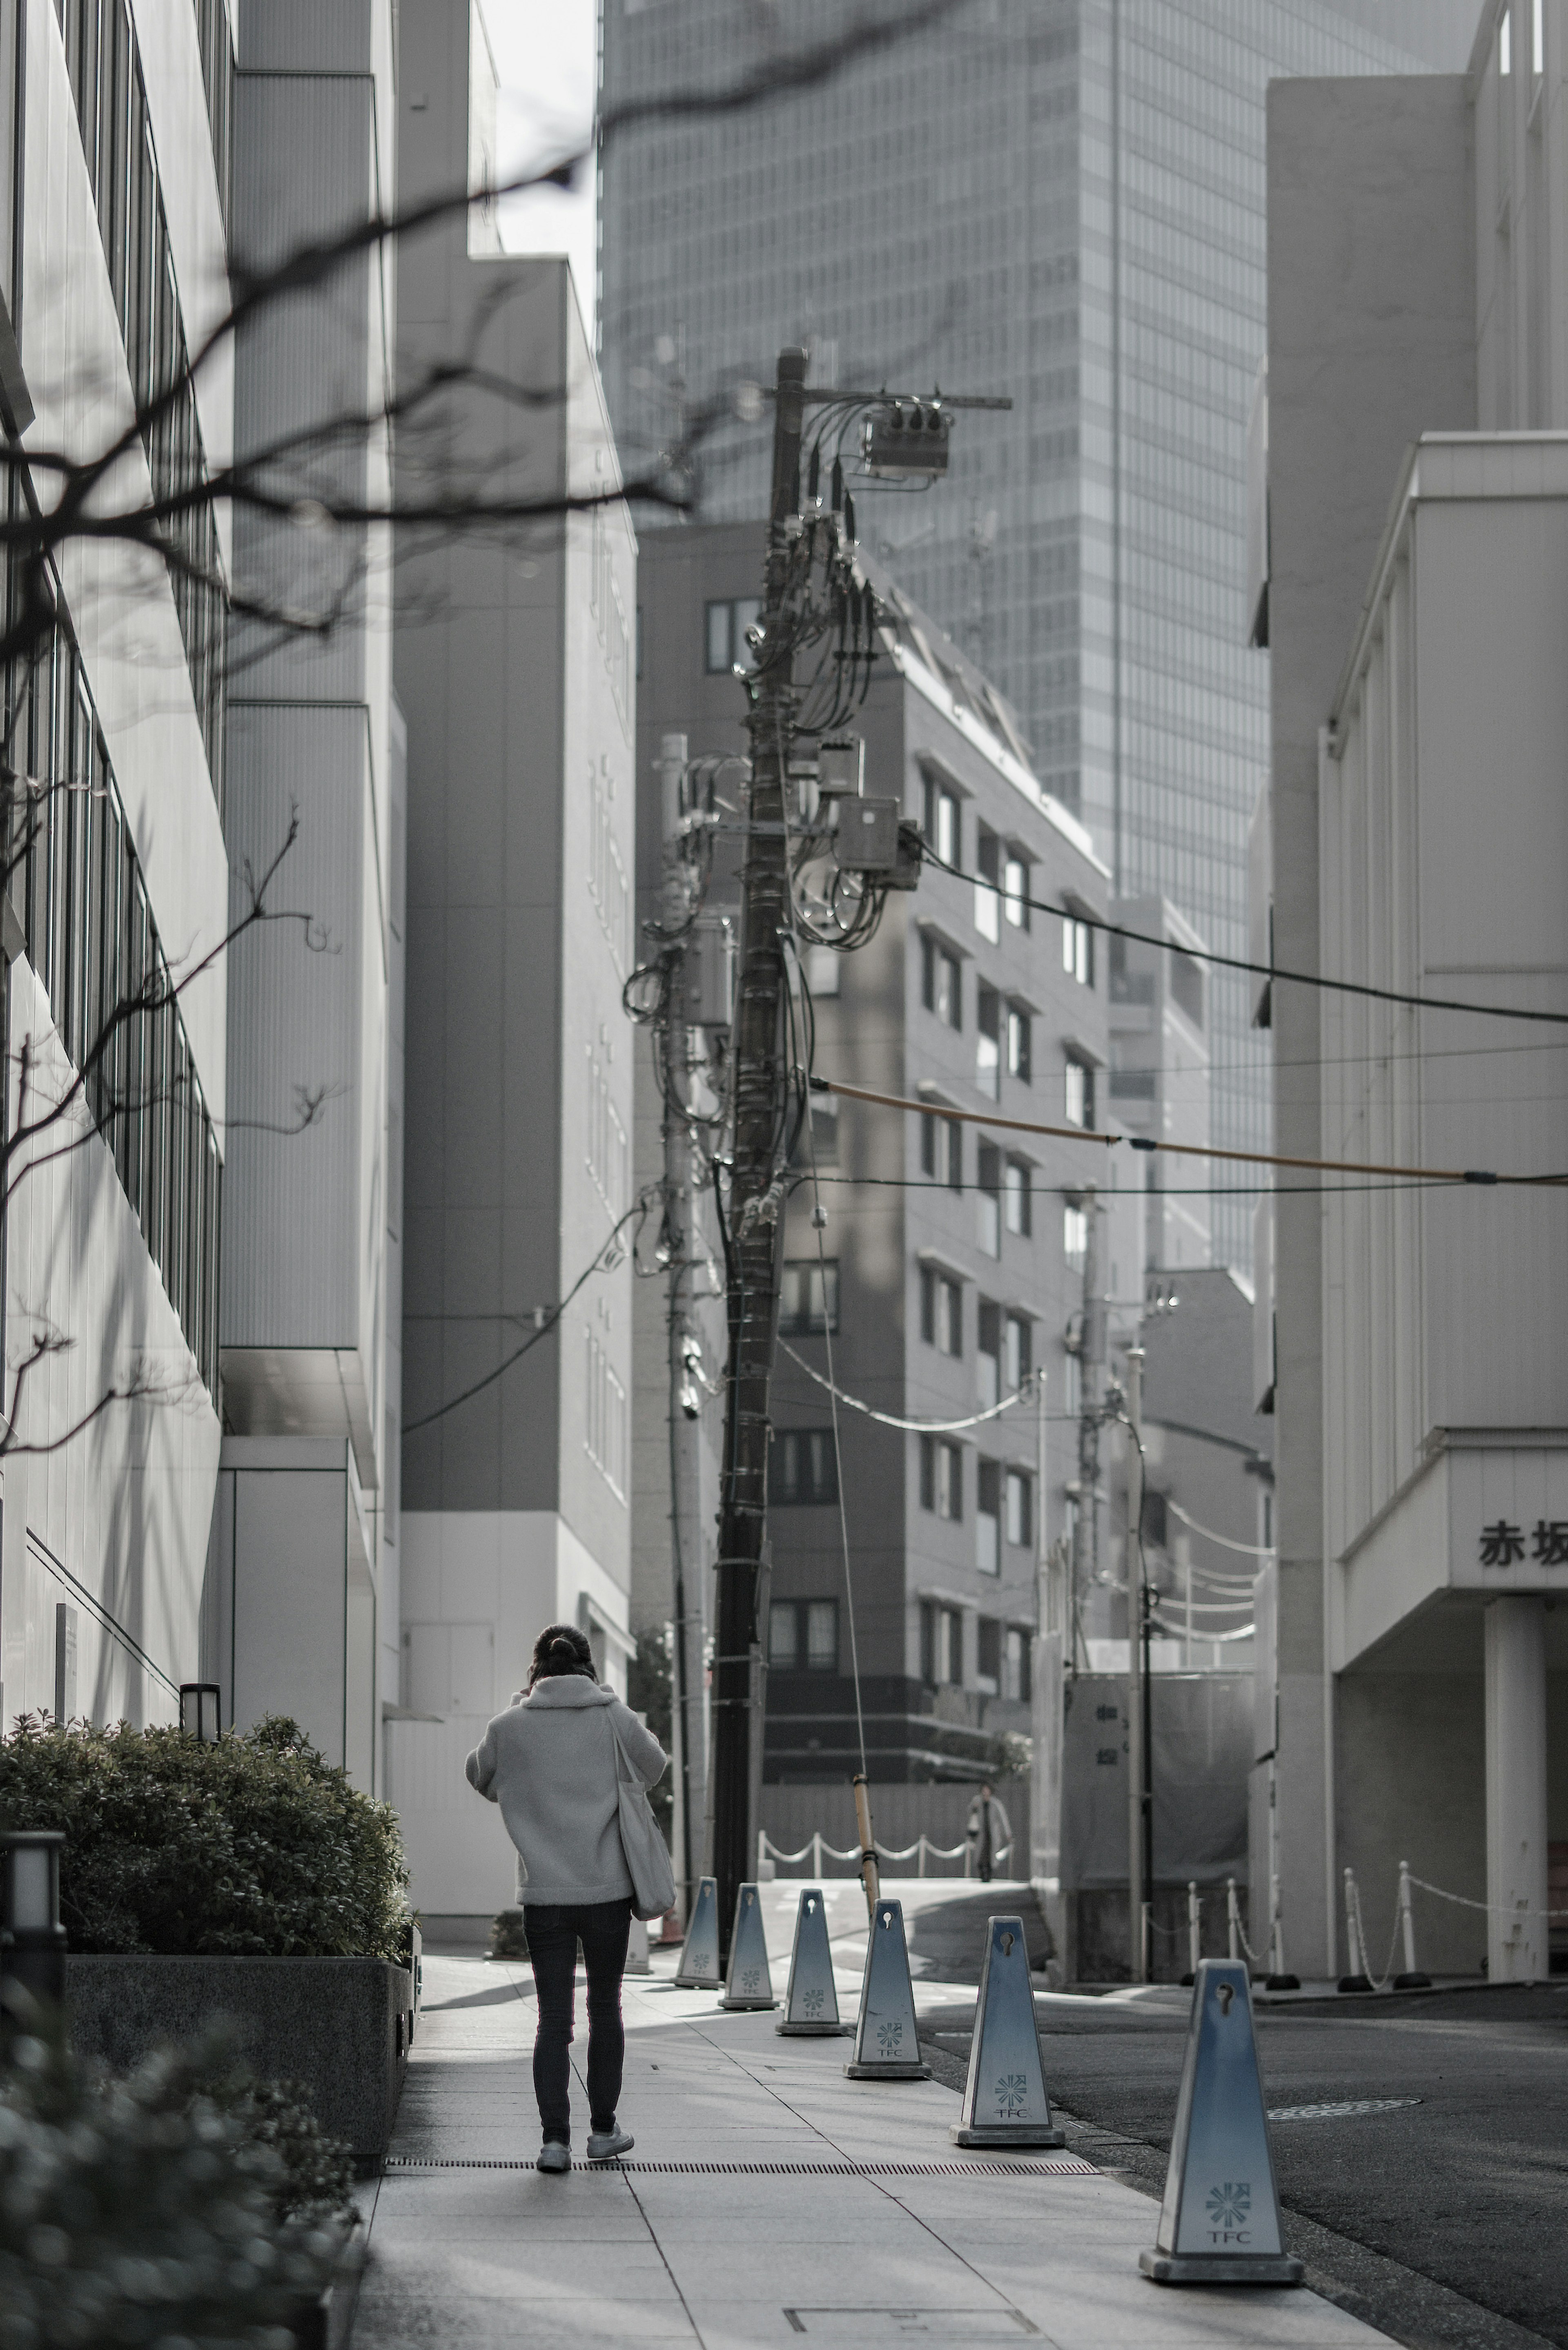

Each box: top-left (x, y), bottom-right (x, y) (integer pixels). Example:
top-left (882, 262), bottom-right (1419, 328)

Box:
top-left (601, 0), bottom-right (1480, 1273)
top-left (389, 0), bottom-right (639, 1924)
top-left (1261, 1), bottom-right (1568, 1983)
top-left (0, 0), bottom-right (232, 1730)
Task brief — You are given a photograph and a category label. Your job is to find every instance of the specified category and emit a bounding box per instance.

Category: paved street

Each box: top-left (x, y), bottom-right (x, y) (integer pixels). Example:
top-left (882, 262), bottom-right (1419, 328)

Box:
top-left (354, 1890), bottom-right (1404, 2350)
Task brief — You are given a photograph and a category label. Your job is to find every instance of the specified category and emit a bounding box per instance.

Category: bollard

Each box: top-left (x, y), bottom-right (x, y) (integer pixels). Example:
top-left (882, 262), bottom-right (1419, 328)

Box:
top-left (811, 1831), bottom-right (823, 1880)
top-left (777, 1886), bottom-right (846, 2036)
top-left (1337, 1867), bottom-right (1373, 1994)
top-left (951, 1916), bottom-right (1065, 2147)
top-left (845, 1899), bottom-right (929, 2080)
top-left (1225, 1877), bottom-right (1241, 1964)
top-left (674, 1876), bottom-right (723, 1988)
top-left (1139, 1960), bottom-right (1303, 2285)
top-left (1182, 1882), bottom-right (1200, 1985)
top-left (1265, 1877), bottom-right (1299, 1992)
top-left (719, 1884), bottom-right (777, 2010)
top-left (1394, 1860), bottom-right (1431, 1990)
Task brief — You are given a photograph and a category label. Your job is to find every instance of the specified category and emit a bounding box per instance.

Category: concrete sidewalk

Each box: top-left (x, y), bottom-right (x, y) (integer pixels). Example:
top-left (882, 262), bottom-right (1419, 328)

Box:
top-left (351, 1931), bottom-right (1398, 2349)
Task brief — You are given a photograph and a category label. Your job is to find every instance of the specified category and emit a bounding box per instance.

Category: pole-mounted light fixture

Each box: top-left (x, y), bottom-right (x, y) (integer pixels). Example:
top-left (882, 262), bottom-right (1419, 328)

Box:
top-left (179, 1683), bottom-right (222, 1743)
top-left (0, 1828), bottom-right (67, 2034)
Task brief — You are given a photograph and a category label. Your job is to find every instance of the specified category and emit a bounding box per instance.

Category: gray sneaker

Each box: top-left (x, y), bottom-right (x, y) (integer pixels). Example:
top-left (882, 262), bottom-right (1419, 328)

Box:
top-left (586, 2126), bottom-right (634, 2163)
top-left (536, 2142), bottom-right (571, 2174)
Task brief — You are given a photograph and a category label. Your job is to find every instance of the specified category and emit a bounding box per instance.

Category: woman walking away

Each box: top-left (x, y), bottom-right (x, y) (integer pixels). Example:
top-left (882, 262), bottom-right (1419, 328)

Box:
top-left (965, 1782), bottom-right (1012, 1885)
top-left (466, 1623), bottom-right (666, 2173)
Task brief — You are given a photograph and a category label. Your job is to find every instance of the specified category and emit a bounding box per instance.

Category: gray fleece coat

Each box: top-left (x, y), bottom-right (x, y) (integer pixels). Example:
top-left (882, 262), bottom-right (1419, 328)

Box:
top-left (464, 1676), bottom-right (667, 1906)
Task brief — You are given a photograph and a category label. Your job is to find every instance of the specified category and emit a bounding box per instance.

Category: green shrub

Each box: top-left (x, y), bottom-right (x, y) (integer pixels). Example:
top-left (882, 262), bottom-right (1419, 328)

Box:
top-left (199, 2067), bottom-right (356, 2230)
top-left (0, 1714), bottom-right (409, 1960)
top-left (0, 2023), bottom-right (343, 2348)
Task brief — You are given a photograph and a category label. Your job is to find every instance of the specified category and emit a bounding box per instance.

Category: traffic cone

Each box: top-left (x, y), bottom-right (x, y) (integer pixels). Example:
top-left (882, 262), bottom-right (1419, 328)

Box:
top-left (951, 1915), bottom-right (1064, 2147)
top-left (719, 1883), bottom-right (777, 2010)
top-left (1139, 1959), bottom-right (1303, 2285)
top-left (674, 1876), bottom-right (722, 1989)
top-left (777, 1886), bottom-right (846, 2036)
top-left (844, 1897), bottom-right (929, 2080)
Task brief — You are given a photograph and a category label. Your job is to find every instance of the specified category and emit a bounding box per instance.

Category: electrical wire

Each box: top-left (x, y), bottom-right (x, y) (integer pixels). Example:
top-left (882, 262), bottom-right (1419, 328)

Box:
top-left (1165, 1496), bottom-right (1275, 1556)
top-left (918, 838), bottom-right (1568, 1030)
top-left (777, 1337), bottom-right (1038, 1434)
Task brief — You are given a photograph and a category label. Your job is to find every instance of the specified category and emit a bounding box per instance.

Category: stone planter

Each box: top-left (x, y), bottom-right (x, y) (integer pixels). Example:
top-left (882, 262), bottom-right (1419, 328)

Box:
top-left (65, 1955), bottom-right (413, 2174)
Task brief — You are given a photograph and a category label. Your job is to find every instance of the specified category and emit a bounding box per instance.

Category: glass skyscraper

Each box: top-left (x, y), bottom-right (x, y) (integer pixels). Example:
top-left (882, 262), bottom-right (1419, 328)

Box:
top-left (600, 0), bottom-right (1479, 1269)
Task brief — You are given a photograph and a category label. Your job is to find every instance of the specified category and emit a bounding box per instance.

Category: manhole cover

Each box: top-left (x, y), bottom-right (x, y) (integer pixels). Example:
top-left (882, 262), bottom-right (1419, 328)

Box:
top-left (1268, 2098), bottom-right (1422, 2121)
top-left (784, 2313), bottom-right (1039, 2339)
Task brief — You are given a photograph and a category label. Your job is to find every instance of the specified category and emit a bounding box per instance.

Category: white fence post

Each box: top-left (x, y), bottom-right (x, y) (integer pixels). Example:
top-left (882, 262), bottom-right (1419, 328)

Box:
top-left (1187, 1881), bottom-right (1200, 1977)
top-left (1226, 1877), bottom-right (1241, 1963)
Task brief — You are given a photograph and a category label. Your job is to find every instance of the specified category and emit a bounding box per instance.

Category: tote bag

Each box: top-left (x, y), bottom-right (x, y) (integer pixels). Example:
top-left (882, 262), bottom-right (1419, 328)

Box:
top-left (611, 1711), bottom-right (676, 1922)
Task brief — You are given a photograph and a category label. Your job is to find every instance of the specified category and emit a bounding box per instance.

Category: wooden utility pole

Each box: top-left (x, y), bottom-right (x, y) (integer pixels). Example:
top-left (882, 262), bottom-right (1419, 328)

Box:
top-left (710, 348), bottom-right (808, 1955)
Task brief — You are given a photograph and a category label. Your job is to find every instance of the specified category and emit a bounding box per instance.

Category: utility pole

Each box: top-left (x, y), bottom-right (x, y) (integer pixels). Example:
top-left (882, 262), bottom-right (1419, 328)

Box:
top-left (710, 347), bottom-right (809, 1954)
top-left (1124, 1341), bottom-right (1149, 1982)
top-left (655, 731), bottom-right (708, 1916)
top-left (1070, 1188), bottom-right (1103, 1674)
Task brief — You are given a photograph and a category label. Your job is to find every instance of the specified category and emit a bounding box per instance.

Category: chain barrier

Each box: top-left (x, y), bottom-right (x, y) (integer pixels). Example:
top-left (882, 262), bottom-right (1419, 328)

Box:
top-left (759, 1831), bottom-right (1008, 1877)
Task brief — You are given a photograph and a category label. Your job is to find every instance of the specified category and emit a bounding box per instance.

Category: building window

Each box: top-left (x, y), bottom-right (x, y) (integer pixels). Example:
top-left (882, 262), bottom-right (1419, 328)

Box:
top-left (977, 1301), bottom-right (1000, 1408)
top-left (1006, 1003), bottom-right (1031, 1083)
top-left (1063, 915), bottom-right (1094, 986)
top-left (922, 777), bottom-right (960, 867)
top-left (977, 1461), bottom-right (1001, 1575)
top-left (976, 1143), bottom-right (1001, 1257)
top-left (705, 596), bottom-right (762, 674)
top-left (922, 934), bottom-right (962, 1028)
top-left (1004, 852), bottom-right (1030, 930)
top-left (1109, 1046), bottom-right (1156, 1101)
top-left (1006, 1469), bottom-right (1032, 1549)
top-left (1004, 1158), bottom-right (1032, 1237)
top-left (976, 1614), bottom-right (1002, 1692)
top-left (770, 1599), bottom-right (840, 1672)
top-left (1109, 933), bottom-right (1154, 1005)
top-left (920, 1600), bottom-right (963, 1687)
top-left (780, 1259), bottom-right (839, 1333)
top-left (975, 825), bottom-right (1001, 943)
top-left (1170, 948), bottom-right (1205, 1030)
top-left (1064, 1055), bottom-right (1095, 1129)
top-left (1063, 1204), bottom-right (1088, 1271)
top-left (586, 1049), bottom-right (628, 1216)
top-left (920, 1436), bottom-right (962, 1521)
top-left (771, 1428), bottom-right (839, 1505)
top-left (1004, 1626), bottom-right (1031, 1703)
top-left (587, 758), bottom-right (631, 974)
top-left (1004, 1313), bottom-right (1032, 1393)
top-left (920, 1265), bottom-right (963, 1356)
top-left (977, 986), bottom-right (1000, 1099)
top-left (584, 1330), bottom-right (628, 1500)
top-left (920, 1111), bottom-right (961, 1188)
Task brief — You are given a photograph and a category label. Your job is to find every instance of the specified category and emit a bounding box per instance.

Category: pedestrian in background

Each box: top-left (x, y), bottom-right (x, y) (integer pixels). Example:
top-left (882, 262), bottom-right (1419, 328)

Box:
top-left (966, 1781), bottom-right (1012, 1884)
top-left (466, 1623), bottom-right (667, 2172)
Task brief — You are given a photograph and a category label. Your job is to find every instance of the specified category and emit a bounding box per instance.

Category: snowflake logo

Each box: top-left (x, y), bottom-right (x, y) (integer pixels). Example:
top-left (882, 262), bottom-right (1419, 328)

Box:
top-left (993, 2073), bottom-right (1029, 2118)
top-left (877, 2019), bottom-right (905, 2056)
top-left (1207, 2183), bottom-right (1252, 2230)
top-left (802, 1988), bottom-right (824, 2017)
top-left (741, 1967), bottom-right (761, 1993)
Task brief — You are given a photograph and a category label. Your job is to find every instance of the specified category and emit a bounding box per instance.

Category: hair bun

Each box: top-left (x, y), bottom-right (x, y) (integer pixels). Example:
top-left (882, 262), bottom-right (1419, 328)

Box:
top-left (550, 1635), bottom-right (575, 1657)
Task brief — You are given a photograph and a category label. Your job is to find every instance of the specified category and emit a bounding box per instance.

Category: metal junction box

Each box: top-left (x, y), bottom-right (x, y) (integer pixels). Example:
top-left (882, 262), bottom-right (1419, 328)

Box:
top-left (835, 796), bottom-right (903, 873)
top-left (862, 400), bottom-right (951, 479)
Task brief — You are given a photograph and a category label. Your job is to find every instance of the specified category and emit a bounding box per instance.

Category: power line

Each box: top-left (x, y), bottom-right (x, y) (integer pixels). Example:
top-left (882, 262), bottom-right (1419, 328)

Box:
top-left (919, 840), bottom-right (1568, 1029)
top-left (778, 1336), bottom-right (1040, 1434)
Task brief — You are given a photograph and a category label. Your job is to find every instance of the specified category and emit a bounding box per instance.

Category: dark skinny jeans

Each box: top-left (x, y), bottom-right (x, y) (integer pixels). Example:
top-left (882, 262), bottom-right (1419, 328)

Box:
top-left (524, 1896), bottom-right (633, 2145)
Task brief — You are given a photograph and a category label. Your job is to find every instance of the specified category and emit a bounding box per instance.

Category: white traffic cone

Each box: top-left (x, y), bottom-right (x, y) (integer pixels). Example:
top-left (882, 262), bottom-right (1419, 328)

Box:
top-left (845, 1897), bottom-right (929, 2080)
top-left (777, 1886), bottom-right (846, 2036)
top-left (951, 1915), bottom-right (1064, 2147)
top-left (719, 1883), bottom-right (777, 2010)
top-left (674, 1876), bottom-right (722, 1989)
top-left (1139, 1959), bottom-right (1301, 2284)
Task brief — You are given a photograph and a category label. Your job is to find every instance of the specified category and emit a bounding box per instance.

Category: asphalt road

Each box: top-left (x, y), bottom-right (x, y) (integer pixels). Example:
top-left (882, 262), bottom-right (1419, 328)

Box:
top-left (917, 1982), bottom-right (1568, 2350)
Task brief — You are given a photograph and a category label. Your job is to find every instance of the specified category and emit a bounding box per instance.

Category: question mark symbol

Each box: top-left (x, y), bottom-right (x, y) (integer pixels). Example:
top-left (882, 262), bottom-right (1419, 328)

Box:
top-left (1216, 1983), bottom-right (1234, 2017)
top-left (1000, 1931), bottom-right (1015, 1958)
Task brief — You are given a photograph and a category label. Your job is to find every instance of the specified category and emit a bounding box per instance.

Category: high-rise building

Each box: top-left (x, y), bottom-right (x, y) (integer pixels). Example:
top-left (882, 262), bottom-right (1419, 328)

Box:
top-left (0, 0), bottom-right (232, 1729)
top-left (389, 0), bottom-right (639, 1931)
top-left (600, 0), bottom-right (1480, 1272)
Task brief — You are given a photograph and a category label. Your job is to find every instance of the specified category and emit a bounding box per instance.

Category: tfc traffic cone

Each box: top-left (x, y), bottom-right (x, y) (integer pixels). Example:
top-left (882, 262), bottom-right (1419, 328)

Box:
top-left (845, 1897), bottom-right (929, 2080)
top-left (777, 1886), bottom-right (846, 2036)
top-left (674, 1876), bottom-right (722, 1989)
top-left (719, 1883), bottom-right (777, 2010)
top-left (1139, 1959), bottom-right (1302, 2285)
top-left (951, 1915), bottom-right (1064, 2147)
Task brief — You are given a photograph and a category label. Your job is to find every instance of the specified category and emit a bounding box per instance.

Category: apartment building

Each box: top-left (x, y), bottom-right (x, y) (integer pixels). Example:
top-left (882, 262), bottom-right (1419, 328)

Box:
top-left (601, 0), bottom-right (1482, 1273)
top-left (634, 522), bottom-right (1118, 1786)
top-left (0, 0), bottom-right (232, 1730)
top-left (388, 0), bottom-right (638, 1925)
top-left (208, 0), bottom-right (403, 1792)
top-left (1260, 0), bottom-right (1568, 1982)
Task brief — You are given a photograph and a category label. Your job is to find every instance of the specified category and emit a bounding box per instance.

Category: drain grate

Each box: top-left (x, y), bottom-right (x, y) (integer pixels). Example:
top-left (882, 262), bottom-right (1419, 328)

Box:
top-left (385, 2156), bottom-right (1098, 2178)
top-left (1267, 2098), bottom-right (1422, 2122)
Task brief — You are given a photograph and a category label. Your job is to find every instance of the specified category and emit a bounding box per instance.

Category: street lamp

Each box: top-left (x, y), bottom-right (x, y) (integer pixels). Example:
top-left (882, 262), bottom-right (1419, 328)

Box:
top-left (180, 1682), bottom-right (221, 1742)
top-left (0, 1828), bottom-right (67, 2027)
